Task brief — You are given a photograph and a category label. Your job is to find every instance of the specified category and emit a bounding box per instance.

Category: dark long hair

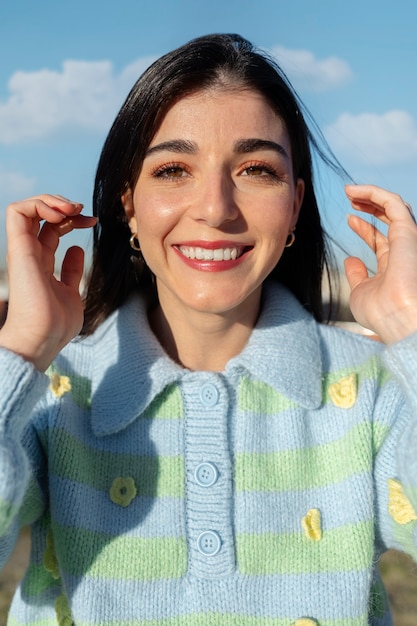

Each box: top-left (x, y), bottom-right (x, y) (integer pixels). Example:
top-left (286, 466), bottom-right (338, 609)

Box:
top-left (82, 33), bottom-right (344, 335)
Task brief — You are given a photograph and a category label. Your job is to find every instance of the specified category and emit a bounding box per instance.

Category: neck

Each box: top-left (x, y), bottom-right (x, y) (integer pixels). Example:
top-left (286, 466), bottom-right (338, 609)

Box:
top-left (149, 291), bottom-right (261, 372)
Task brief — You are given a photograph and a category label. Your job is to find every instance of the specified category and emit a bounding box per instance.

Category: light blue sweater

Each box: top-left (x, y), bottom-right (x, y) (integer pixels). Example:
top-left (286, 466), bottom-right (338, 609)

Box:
top-left (1, 282), bottom-right (417, 626)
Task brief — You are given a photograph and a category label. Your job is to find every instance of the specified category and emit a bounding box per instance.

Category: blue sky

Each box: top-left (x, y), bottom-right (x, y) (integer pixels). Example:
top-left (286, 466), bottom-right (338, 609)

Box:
top-left (0, 0), bottom-right (416, 270)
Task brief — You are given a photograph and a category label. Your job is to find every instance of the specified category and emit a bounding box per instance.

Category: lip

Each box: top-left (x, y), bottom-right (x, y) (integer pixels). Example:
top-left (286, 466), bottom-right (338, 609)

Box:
top-left (175, 240), bottom-right (250, 249)
top-left (172, 240), bottom-right (253, 271)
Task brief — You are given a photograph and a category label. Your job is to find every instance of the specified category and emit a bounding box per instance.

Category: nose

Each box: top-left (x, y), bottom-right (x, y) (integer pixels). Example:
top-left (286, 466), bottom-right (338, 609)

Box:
top-left (192, 169), bottom-right (240, 228)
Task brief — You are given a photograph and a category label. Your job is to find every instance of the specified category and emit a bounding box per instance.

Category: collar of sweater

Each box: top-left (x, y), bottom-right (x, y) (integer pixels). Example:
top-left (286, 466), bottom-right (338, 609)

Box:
top-left (79, 281), bottom-right (322, 437)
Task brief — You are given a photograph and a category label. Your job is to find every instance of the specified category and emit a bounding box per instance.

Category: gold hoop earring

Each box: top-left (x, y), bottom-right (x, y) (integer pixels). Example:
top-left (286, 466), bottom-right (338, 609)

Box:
top-left (129, 234), bottom-right (141, 252)
top-left (285, 229), bottom-right (296, 248)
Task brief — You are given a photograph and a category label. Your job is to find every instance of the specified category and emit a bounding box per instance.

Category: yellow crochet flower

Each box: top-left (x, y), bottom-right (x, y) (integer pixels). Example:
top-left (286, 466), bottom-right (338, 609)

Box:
top-left (292, 619), bottom-right (318, 626)
top-left (328, 372), bottom-right (357, 408)
top-left (301, 509), bottom-right (322, 542)
top-left (110, 476), bottom-right (137, 507)
top-left (55, 593), bottom-right (73, 626)
top-left (43, 529), bottom-right (60, 579)
top-left (388, 478), bottom-right (417, 525)
top-left (49, 373), bottom-right (72, 398)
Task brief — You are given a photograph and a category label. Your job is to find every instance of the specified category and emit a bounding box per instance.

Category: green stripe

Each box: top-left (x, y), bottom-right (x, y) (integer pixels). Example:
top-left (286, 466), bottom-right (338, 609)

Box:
top-left (322, 355), bottom-right (391, 393)
top-left (239, 356), bottom-right (392, 415)
top-left (54, 525), bottom-right (187, 580)
top-left (47, 362), bottom-right (92, 409)
top-left (392, 516), bottom-right (417, 560)
top-left (74, 615), bottom-right (369, 626)
top-left (50, 429), bottom-right (184, 497)
top-left (21, 563), bottom-right (60, 597)
top-left (0, 495), bottom-right (18, 532)
top-left (239, 356), bottom-right (391, 416)
top-left (19, 477), bottom-right (45, 527)
top-left (237, 520), bottom-right (373, 574)
top-left (238, 377), bottom-right (295, 414)
top-left (142, 384), bottom-right (184, 419)
top-left (372, 422), bottom-right (390, 456)
top-left (235, 422), bottom-right (372, 493)
top-left (7, 618), bottom-right (57, 626)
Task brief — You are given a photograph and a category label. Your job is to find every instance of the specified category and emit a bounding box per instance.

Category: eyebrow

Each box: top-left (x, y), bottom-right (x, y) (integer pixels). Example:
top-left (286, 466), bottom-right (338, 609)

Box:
top-left (145, 137), bottom-right (289, 159)
top-left (234, 138), bottom-right (289, 159)
top-left (145, 139), bottom-right (197, 157)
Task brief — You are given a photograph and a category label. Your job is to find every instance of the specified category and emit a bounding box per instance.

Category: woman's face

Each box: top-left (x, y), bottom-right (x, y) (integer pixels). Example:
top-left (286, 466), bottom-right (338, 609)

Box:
top-left (123, 88), bottom-right (304, 322)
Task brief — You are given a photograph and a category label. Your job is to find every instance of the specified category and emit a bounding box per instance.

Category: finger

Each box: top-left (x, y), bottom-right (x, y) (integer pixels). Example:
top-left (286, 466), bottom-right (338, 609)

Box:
top-left (37, 219), bottom-right (73, 264)
top-left (8, 194), bottom-right (83, 220)
top-left (403, 201), bottom-right (416, 223)
top-left (6, 196), bottom-right (84, 239)
top-left (345, 184), bottom-right (413, 225)
top-left (61, 246), bottom-right (85, 291)
top-left (347, 214), bottom-right (389, 264)
top-left (37, 215), bottom-right (97, 274)
top-left (344, 256), bottom-right (369, 292)
top-left (39, 215), bottom-right (97, 249)
top-left (66, 214), bottom-right (97, 230)
top-left (54, 194), bottom-right (76, 202)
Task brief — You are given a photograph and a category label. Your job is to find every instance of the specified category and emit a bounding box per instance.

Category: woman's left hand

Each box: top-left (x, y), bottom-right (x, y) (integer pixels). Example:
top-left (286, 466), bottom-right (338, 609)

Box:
top-left (344, 184), bottom-right (417, 344)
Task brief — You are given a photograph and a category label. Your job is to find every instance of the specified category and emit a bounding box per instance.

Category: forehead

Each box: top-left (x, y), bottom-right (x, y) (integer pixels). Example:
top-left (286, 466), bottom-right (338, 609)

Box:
top-left (149, 88), bottom-right (289, 147)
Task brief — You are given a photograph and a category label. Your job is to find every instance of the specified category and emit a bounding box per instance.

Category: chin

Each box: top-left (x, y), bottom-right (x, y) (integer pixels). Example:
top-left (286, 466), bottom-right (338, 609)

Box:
top-left (184, 289), bottom-right (258, 317)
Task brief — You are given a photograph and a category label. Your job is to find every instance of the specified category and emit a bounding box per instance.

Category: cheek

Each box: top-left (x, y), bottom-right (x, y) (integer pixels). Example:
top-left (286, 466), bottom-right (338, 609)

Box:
top-left (134, 189), bottom-right (184, 227)
top-left (256, 202), bottom-right (294, 237)
top-left (134, 206), bottom-right (182, 271)
top-left (133, 196), bottom-right (172, 239)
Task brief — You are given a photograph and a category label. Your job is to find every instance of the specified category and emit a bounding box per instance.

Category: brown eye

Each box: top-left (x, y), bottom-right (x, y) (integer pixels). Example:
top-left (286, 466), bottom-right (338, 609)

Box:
top-left (154, 165), bottom-right (187, 178)
top-left (241, 163), bottom-right (278, 178)
top-left (245, 166), bottom-right (266, 176)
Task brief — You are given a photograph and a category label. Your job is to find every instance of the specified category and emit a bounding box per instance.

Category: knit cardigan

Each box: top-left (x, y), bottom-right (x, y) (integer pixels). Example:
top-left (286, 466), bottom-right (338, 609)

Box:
top-left (1, 282), bottom-right (417, 626)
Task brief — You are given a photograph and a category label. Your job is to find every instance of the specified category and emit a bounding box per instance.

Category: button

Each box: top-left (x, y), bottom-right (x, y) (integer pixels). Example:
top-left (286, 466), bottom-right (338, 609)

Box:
top-left (197, 531), bottom-right (222, 556)
top-left (199, 383), bottom-right (219, 407)
top-left (195, 462), bottom-right (219, 487)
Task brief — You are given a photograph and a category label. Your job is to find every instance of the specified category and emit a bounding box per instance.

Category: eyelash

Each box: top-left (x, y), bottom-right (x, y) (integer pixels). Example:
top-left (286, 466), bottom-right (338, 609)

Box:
top-left (150, 160), bottom-right (281, 181)
top-left (239, 161), bottom-right (279, 179)
top-left (152, 162), bottom-right (189, 178)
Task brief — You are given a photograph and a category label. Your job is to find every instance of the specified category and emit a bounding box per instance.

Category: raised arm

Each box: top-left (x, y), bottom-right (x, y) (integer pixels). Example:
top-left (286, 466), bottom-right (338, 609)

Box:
top-left (0, 195), bottom-right (96, 371)
top-left (344, 184), bottom-right (417, 344)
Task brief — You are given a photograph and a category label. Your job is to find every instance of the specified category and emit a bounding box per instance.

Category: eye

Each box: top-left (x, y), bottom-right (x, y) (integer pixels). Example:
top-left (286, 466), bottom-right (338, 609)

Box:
top-left (240, 162), bottom-right (278, 178)
top-left (152, 163), bottom-right (188, 179)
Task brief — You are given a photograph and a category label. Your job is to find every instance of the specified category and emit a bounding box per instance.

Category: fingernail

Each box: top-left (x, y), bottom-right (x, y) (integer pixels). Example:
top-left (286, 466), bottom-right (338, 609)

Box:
top-left (56, 220), bottom-right (74, 236)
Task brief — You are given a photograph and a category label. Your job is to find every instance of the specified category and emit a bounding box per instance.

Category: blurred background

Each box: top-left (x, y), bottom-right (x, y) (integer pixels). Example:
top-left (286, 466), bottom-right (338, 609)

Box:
top-left (1, 0), bottom-right (417, 623)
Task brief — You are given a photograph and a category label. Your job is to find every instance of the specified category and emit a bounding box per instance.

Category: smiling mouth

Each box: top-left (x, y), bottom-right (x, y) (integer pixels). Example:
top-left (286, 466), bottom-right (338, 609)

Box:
top-left (178, 245), bottom-right (249, 261)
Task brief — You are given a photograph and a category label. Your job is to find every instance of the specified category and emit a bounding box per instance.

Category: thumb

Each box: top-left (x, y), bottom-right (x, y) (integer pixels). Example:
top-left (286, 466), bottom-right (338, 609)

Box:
top-left (60, 246), bottom-right (85, 291)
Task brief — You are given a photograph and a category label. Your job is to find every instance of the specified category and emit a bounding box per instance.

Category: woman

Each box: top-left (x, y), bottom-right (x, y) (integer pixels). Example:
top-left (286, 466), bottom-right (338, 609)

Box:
top-left (1, 33), bottom-right (417, 626)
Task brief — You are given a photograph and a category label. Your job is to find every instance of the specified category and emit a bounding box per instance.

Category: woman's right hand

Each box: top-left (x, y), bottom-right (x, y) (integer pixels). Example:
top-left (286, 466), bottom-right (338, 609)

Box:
top-left (0, 195), bottom-right (97, 371)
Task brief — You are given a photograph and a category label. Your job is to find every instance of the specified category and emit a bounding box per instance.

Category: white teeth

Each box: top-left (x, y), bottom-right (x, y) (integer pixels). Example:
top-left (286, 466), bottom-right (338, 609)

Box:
top-left (179, 246), bottom-right (243, 261)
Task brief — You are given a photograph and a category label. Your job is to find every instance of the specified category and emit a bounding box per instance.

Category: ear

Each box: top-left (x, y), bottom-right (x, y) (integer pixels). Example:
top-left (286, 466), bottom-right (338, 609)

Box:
top-left (291, 178), bottom-right (305, 228)
top-left (121, 188), bottom-right (137, 234)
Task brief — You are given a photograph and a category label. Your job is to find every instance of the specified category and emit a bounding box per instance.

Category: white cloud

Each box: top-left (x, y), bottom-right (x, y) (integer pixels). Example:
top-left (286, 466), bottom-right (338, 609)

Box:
top-left (0, 46), bottom-right (351, 145)
top-left (271, 46), bottom-right (353, 92)
top-left (0, 166), bottom-right (35, 202)
top-left (325, 110), bottom-right (417, 165)
top-left (0, 56), bottom-right (156, 145)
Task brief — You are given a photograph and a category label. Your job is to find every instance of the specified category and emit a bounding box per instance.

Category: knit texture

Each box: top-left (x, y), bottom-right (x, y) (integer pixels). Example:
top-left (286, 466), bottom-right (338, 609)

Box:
top-left (1, 282), bottom-right (417, 626)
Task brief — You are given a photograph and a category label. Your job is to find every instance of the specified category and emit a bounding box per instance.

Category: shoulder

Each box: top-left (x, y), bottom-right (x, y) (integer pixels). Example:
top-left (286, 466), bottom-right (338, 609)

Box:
top-left (319, 320), bottom-right (382, 356)
top-left (263, 280), bottom-right (383, 364)
top-left (316, 322), bottom-right (396, 415)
